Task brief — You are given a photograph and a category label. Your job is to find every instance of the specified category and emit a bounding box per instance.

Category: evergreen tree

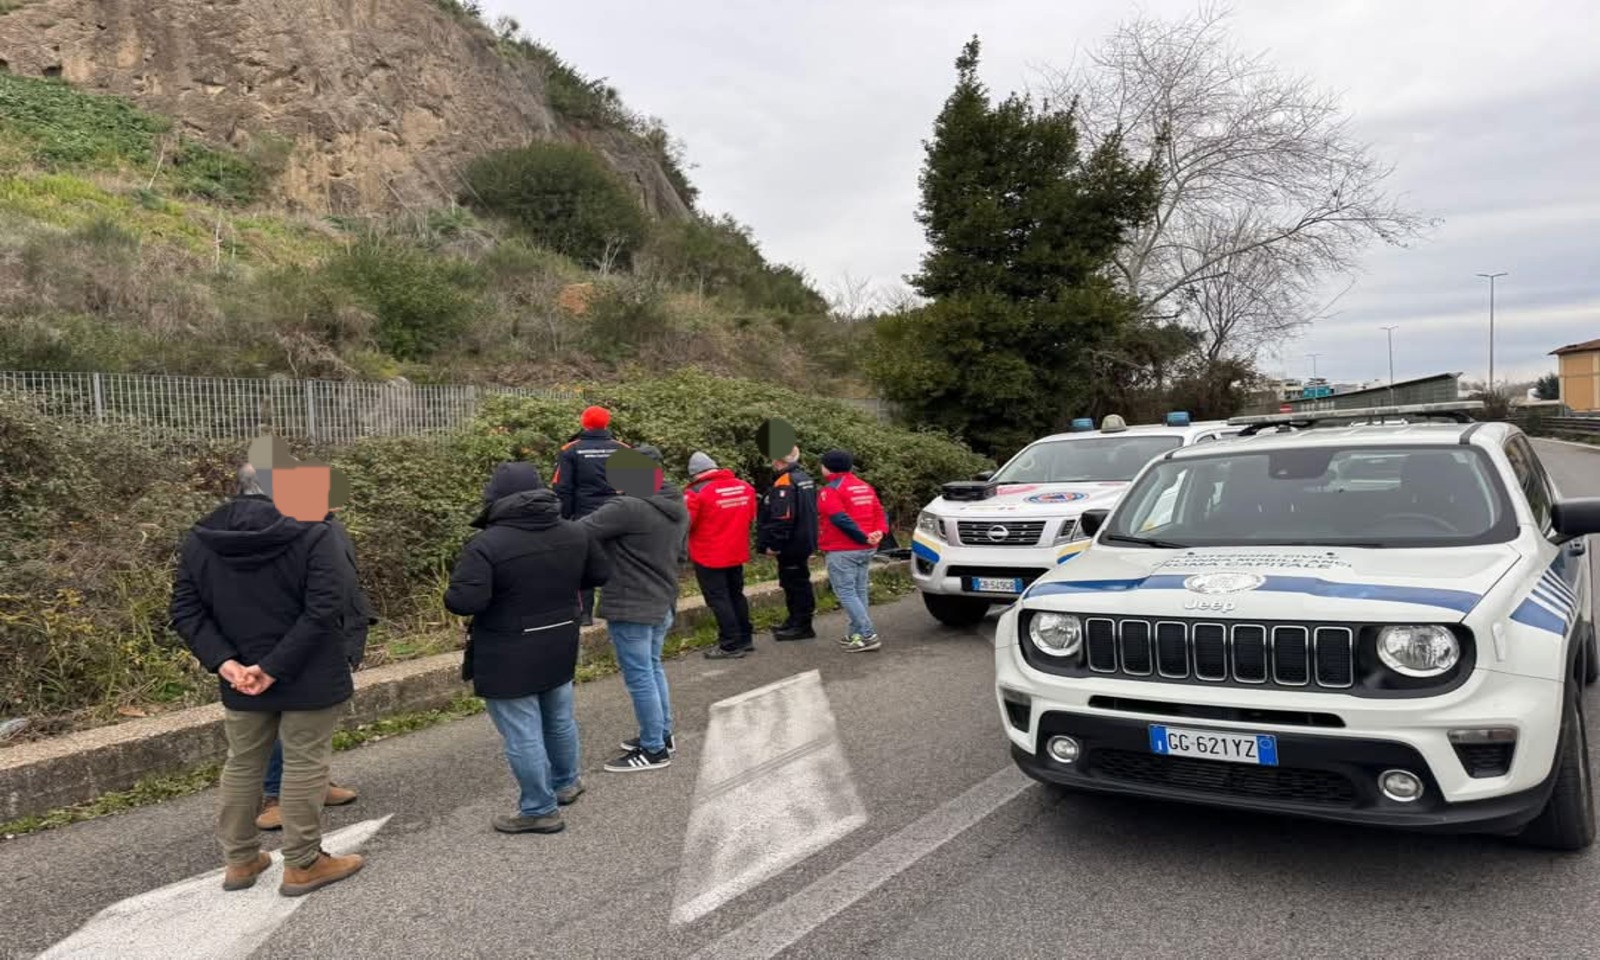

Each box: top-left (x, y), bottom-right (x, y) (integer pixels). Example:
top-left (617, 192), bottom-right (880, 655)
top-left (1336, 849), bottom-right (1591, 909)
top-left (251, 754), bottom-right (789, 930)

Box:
top-left (870, 37), bottom-right (1159, 458)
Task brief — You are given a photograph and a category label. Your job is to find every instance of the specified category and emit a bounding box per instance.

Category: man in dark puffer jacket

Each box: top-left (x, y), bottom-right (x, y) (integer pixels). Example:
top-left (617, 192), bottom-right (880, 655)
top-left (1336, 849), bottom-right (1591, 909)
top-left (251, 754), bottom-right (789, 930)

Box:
top-left (171, 454), bottom-right (364, 898)
top-left (445, 462), bottom-right (612, 835)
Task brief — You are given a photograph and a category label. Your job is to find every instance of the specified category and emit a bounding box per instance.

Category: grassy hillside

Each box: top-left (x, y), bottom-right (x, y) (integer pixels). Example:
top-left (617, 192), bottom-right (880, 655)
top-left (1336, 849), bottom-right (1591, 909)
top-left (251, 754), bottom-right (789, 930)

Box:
top-left (0, 72), bottom-right (873, 391)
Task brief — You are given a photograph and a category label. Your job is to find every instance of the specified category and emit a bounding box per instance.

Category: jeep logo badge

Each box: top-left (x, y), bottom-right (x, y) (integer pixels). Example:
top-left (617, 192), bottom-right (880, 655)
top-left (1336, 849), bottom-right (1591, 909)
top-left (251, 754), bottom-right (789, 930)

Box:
top-left (987, 525), bottom-right (1010, 542)
top-left (1183, 572), bottom-right (1266, 595)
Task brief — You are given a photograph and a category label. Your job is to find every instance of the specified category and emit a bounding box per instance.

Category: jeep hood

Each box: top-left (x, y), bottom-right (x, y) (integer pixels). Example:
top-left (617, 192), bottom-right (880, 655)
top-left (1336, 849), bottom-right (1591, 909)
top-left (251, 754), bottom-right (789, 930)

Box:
top-left (1020, 544), bottom-right (1523, 623)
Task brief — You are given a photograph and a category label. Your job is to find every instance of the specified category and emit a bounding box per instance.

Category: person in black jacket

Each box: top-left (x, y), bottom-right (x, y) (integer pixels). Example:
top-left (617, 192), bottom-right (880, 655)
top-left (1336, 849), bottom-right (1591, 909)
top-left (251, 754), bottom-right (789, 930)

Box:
top-left (553, 405), bottom-right (629, 626)
top-left (757, 444), bottom-right (819, 640)
top-left (170, 456), bottom-right (365, 898)
top-left (445, 461), bottom-right (611, 835)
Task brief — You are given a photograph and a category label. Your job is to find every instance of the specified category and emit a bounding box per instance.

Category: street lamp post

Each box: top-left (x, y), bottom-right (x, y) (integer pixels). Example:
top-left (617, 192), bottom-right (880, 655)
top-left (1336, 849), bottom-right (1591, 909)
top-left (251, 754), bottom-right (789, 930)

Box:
top-left (1476, 272), bottom-right (1507, 395)
top-left (1307, 353), bottom-right (1321, 379)
top-left (1381, 326), bottom-right (1398, 405)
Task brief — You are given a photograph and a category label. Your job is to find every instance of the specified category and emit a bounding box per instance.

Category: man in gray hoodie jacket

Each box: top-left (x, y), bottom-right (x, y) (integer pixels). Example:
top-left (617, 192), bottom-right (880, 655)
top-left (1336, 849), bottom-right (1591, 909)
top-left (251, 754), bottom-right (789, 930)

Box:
top-left (580, 445), bottom-right (691, 772)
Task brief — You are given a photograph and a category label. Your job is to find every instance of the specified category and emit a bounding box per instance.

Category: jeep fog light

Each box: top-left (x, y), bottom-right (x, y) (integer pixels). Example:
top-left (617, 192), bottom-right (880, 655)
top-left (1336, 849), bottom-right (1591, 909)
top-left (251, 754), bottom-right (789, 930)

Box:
top-left (1376, 625), bottom-right (1459, 677)
top-left (1047, 736), bottom-right (1081, 764)
top-left (1028, 613), bottom-right (1083, 657)
top-left (1379, 769), bottom-right (1424, 803)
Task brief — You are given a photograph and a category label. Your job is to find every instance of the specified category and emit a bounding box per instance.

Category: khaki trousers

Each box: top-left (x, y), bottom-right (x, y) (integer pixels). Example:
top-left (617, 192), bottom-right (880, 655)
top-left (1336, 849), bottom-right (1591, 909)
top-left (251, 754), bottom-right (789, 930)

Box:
top-left (219, 705), bottom-right (343, 869)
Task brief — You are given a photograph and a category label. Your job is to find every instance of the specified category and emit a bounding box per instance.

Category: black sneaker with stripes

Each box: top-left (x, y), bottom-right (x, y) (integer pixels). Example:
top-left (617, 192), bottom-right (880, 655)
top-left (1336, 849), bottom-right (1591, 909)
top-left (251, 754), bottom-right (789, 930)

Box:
top-left (604, 746), bottom-right (671, 773)
top-left (619, 733), bottom-right (675, 754)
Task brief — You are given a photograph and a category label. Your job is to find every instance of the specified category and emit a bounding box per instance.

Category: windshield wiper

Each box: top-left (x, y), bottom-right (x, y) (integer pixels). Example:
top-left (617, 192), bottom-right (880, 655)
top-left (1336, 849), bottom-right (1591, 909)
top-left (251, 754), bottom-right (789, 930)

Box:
top-left (1253, 540), bottom-right (1388, 548)
top-left (1099, 533), bottom-right (1192, 549)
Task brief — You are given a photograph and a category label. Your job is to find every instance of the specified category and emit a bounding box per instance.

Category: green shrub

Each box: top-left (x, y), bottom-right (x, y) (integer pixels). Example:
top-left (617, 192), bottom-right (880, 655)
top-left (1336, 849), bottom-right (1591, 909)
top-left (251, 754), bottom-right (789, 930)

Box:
top-left (583, 278), bottom-right (675, 361)
top-left (326, 239), bottom-right (483, 361)
top-left (475, 368), bottom-right (990, 522)
top-left (461, 142), bottom-right (649, 269)
top-left (641, 214), bottom-right (827, 315)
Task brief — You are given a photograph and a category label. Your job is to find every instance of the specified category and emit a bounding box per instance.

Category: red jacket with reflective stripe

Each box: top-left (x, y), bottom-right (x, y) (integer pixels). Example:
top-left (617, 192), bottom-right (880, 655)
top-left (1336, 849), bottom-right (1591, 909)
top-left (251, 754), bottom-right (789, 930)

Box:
top-left (817, 472), bottom-right (888, 553)
top-left (685, 469), bottom-right (758, 568)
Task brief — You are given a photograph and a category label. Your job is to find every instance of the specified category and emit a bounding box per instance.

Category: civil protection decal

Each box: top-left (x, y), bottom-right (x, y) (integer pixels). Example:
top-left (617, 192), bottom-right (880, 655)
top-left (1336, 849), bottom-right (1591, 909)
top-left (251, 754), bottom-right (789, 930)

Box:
top-left (1026, 492), bottom-right (1088, 504)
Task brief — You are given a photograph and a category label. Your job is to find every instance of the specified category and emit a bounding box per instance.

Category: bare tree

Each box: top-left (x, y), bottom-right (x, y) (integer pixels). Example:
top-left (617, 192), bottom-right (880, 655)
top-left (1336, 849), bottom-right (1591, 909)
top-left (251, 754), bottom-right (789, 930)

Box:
top-left (1040, 2), bottom-right (1433, 356)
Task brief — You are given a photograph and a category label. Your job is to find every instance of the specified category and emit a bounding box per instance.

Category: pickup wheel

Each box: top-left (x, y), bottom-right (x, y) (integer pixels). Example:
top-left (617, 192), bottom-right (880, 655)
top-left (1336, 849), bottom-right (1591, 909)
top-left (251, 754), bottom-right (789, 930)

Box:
top-left (921, 592), bottom-right (992, 628)
top-left (1517, 674), bottom-right (1595, 851)
top-left (1584, 621), bottom-right (1598, 686)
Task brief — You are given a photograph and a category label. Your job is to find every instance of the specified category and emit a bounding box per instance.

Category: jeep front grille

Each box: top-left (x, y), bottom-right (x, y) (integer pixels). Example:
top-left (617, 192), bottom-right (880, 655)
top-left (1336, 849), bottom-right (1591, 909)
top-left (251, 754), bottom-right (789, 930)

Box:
top-left (1083, 618), bottom-right (1355, 691)
top-left (956, 520), bottom-right (1047, 546)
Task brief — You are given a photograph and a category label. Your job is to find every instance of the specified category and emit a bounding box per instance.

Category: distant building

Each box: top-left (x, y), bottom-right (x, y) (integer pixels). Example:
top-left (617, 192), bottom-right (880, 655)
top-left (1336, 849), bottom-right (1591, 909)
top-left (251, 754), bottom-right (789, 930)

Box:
top-left (1551, 338), bottom-right (1600, 413)
top-left (1284, 372), bottom-right (1462, 413)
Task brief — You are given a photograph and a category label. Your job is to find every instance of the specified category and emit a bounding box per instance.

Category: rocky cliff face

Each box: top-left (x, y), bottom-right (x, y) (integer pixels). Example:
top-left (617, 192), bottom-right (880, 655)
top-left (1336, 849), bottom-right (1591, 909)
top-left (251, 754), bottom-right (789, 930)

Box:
top-left (0, 0), bottom-right (693, 219)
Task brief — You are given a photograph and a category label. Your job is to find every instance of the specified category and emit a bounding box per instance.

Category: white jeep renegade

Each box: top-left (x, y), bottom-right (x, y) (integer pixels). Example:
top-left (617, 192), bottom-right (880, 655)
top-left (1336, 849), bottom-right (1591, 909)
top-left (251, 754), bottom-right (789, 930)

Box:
top-left (995, 402), bottom-right (1600, 849)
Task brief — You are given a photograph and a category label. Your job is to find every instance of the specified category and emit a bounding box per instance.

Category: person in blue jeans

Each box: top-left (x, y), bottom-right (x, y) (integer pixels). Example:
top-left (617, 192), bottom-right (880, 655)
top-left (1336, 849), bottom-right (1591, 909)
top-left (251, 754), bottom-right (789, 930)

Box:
top-left (580, 445), bottom-right (691, 772)
top-left (444, 462), bottom-right (611, 834)
top-left (817, 449), bottom-right (888, 653)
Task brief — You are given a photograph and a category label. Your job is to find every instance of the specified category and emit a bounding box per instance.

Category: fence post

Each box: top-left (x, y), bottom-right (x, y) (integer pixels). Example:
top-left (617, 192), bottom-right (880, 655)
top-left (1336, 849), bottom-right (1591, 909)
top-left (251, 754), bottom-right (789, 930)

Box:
top-left (91, 373), bottom-right (105, 423)
top-left (304, 380), bottom-right (316, 444)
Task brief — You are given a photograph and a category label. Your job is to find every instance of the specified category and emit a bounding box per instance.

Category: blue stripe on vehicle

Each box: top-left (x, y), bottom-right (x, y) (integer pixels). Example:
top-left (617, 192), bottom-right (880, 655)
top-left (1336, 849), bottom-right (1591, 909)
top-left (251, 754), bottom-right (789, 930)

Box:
top-left (1055, 551), bottom-right (1085, 565)
top-left (1511, 598), bottom-right (1569, 636)
top-left (1532, 584), bottom-right (1574, 616)
top-left (1541, 571), bottom-right (1577, 604)
top-left (911, 539), bottom-right (941, 564)
top-left (1022, 574), bottom-right (1482, 613)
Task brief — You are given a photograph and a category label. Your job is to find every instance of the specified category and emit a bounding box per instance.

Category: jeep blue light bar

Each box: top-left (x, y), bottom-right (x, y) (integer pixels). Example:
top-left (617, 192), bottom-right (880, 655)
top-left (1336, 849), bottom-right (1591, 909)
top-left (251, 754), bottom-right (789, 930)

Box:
top-left (1069, 418), bottom-right (1095, 432)
top-left (1165, 411), bottom-right (1191, 426)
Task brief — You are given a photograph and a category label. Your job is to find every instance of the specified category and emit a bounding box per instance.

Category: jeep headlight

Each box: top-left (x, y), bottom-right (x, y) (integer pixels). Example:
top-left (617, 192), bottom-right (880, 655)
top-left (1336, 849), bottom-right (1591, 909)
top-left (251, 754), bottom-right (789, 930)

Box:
top-left (1376, 625), bottom-right (1459, 677)
top-left (1028, 612), bottom-right (1083, 657)
top-left (917, 511), bottom-right (946, 542)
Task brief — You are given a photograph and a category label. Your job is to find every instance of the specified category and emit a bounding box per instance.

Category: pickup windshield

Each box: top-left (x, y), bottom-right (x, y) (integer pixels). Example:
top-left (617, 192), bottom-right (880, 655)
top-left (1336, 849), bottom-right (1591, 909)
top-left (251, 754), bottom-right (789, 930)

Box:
top-left (990, 436), bottom-right (1183, 484)
top-left (1103, 445), bottom-right (1518, 547)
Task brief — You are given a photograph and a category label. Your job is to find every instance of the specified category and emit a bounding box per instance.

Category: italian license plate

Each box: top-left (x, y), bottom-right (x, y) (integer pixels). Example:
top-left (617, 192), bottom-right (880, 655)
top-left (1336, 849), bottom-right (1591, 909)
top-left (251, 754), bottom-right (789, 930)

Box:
top-left (1149, 725), bottom-right (1278, 766)
top-left (969, 576), bottom-right (1025, 594)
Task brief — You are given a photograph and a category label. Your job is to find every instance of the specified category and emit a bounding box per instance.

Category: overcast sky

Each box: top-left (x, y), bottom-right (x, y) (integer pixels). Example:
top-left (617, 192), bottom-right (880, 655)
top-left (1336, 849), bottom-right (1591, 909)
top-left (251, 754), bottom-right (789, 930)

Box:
top-left (487, 0), bottom-right (1598, 388)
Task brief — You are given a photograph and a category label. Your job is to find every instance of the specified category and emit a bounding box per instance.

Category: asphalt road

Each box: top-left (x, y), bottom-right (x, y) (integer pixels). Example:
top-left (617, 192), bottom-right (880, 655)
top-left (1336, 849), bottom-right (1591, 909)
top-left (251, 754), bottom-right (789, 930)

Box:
top-left (3, 439), bottom-right (1598, 960)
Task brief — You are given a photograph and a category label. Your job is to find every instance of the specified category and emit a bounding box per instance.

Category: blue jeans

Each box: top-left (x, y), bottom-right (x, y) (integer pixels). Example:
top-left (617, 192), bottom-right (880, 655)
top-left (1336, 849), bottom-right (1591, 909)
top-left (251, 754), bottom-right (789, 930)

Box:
top-left (264, 739), bottom-right (284, 798)
top-left (484, 683), bottom-right (580, 818)
top-left (609, 611), bottom-right (675, 753)
top-left (826, 548), bottom-right (876, 638)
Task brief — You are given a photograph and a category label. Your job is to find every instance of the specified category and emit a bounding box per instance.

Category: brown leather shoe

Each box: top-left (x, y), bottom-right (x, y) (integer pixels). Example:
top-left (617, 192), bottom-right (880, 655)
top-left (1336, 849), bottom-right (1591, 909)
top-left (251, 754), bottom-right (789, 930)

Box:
top-left (325, 783), bottom-right (358, 806)
top-left (222, 852), bottom-right (272, 892)
top-left (255, 798), bottom-right (282, 831)
top-left (279, 851), bottom-right (365, 897)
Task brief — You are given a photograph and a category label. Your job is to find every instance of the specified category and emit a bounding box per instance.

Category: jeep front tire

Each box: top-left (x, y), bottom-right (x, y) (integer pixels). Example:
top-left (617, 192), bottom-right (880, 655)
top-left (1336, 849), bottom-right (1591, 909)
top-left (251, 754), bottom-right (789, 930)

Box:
top-left (1517, 675), bottom-right (1595, 851)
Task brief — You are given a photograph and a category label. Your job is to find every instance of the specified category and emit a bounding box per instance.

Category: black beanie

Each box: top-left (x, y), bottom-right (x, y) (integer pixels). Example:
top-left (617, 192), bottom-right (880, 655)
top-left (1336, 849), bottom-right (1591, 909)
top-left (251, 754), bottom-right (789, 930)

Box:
top-left (821, 449), bottom-right (853, 473)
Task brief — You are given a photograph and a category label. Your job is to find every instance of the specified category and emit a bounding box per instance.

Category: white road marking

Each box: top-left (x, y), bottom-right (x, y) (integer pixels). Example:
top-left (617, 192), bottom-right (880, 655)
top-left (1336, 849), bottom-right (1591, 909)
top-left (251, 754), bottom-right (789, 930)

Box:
top-left (689, 765), bottom-right (1033, 960)
top-left (670, 670), bottom-right (869, 926)
top-left (37, 815), bottom-right (392, 960)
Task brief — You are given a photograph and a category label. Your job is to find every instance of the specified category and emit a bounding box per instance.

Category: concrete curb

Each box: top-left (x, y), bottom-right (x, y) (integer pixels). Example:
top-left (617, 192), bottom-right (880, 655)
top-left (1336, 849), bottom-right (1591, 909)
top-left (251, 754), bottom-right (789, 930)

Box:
top-left (1, 560), bottom-right (909, 822)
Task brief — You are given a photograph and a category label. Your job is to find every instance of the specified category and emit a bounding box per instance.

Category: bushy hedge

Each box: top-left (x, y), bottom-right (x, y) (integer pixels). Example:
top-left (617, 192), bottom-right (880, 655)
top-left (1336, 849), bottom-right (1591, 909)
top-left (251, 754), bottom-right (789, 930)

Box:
top-left (474, 368), bottom-right (992, 522)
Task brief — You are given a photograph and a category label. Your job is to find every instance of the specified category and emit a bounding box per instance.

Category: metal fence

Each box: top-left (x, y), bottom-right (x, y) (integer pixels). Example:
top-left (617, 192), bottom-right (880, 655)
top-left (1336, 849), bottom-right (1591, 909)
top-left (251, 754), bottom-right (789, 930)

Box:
top-left (0, 370), bottom-right (577, 446)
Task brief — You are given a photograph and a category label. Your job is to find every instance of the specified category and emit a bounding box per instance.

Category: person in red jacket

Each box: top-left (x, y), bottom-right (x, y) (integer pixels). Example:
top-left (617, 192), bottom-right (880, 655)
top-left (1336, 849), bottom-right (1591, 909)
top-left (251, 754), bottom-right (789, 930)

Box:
top-left (818, 449), bottom-right (888, 653)
top-left (685, 451), bottom-right (760, 660)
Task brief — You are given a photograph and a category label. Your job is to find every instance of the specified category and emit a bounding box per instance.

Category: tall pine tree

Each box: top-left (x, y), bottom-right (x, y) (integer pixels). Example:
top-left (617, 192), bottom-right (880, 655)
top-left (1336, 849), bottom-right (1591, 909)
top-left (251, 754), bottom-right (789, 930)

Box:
top-left (869, 37), bottom-right (1159, 457)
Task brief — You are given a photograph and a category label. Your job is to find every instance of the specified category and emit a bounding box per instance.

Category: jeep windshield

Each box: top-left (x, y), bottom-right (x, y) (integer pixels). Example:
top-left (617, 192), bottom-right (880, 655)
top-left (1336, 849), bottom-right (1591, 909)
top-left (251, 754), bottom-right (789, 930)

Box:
top-left (1103, 445), bottom-right (1518, 548)
top-left (989, 436), bottom-right (1183, 484)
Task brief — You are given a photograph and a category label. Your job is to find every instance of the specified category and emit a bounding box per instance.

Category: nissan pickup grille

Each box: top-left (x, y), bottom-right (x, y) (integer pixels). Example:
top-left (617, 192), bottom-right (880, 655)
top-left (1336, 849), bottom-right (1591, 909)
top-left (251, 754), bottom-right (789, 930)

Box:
top-left (957, 520), bottom-right (1047, 546)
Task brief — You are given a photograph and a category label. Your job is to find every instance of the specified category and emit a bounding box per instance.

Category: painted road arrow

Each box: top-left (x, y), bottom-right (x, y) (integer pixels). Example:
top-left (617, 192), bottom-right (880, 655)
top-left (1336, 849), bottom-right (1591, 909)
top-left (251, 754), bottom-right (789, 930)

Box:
top-left (37, 815), bottom-right (392, 960)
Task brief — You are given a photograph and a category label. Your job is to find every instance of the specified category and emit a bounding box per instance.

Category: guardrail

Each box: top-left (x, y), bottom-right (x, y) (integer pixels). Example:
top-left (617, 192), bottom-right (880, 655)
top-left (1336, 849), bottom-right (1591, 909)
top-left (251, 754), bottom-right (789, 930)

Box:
top-left (1518, 415), bottom-right (1600, 440)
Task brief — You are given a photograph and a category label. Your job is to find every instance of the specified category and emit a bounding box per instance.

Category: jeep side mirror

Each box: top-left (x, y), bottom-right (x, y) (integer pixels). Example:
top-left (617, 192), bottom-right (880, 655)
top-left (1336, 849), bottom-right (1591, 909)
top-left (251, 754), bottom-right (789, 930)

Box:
top-left (1079, 509), bottom-right (1110, 538)
top-left (1552, 498), bottom-right (1600, 544)
top-left (974, 470), bottom-right (994, 481)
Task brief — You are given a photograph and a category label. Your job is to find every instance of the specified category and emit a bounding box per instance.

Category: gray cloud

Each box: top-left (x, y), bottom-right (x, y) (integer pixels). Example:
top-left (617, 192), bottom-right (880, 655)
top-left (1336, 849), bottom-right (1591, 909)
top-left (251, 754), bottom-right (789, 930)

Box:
top-left (488, 0), bottom-right (1599, 387)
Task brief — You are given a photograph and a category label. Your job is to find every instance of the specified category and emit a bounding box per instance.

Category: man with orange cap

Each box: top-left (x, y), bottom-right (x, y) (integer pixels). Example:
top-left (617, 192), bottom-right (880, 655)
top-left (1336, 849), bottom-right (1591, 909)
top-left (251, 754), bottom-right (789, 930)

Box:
top-left (553, 405), bottom-right (629, 625)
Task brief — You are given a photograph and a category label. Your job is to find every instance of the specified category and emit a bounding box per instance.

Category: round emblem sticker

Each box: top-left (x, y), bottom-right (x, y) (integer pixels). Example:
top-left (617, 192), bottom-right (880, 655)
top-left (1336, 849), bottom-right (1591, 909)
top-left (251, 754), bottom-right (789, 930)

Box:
top-left (1025, 492), bottom-right (1088, 504)
top-left (1183, 572), bottom-right (1266, 595)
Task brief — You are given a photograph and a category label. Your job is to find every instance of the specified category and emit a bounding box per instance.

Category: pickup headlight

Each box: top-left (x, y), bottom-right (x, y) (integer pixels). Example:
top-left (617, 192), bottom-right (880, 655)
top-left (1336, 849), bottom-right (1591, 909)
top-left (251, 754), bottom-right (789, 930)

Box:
top-left (917, 511), bottom-right (946, 542)
top-left (1376, 625), bottom-right (1460, 677)
top-left (1054, 517), bottom-right (1085, 544)
top-left (1028, 612), bottom-right (1083, 657)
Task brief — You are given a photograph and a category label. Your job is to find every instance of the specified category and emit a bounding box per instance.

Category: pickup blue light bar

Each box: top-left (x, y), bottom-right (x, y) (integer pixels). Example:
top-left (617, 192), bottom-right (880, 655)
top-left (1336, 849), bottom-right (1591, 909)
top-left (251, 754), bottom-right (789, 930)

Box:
top-left (1069, 418), bottom-right (1095, 432)
top-left (1165, 411), bottom-right (1191, 427)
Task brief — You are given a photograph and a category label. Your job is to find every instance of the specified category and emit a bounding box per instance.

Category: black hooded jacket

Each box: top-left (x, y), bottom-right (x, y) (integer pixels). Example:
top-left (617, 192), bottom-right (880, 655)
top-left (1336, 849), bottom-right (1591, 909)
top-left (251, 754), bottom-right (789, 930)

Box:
top-left (444, 488), bottom-right (612, 699)
top-left (170, 496), bottom-right (354, 712)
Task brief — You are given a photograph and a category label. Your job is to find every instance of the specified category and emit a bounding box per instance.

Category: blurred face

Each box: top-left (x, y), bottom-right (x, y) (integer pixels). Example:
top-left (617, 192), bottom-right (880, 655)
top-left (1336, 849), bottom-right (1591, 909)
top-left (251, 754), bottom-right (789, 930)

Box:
top-left (271, 466), bottom-right (331, 521)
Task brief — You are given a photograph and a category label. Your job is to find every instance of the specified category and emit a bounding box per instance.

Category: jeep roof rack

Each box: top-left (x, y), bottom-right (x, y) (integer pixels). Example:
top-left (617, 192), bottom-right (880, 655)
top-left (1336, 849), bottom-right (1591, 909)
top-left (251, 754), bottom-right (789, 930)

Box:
top-left (1227, 401), bottom-right (1486, 436)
